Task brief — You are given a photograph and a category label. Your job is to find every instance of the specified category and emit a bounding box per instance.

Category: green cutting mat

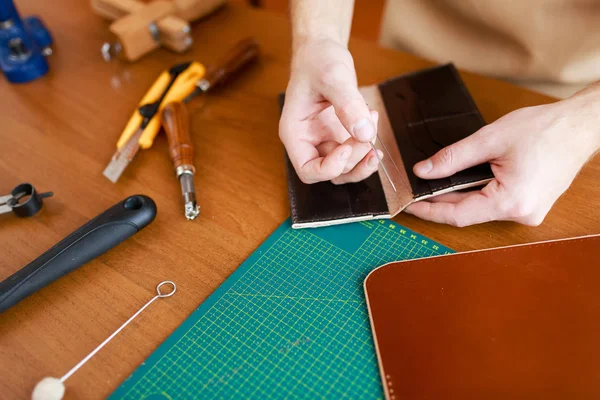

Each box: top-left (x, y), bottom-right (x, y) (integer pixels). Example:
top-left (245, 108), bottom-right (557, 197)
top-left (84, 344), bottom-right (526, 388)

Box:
top-left (110, 218), bottom-right (452, 399)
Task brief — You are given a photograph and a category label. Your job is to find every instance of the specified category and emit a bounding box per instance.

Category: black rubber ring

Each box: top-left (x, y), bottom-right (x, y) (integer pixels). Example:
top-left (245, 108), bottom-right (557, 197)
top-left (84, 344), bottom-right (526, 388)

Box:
top-left (8, 183), bottom-right (52, 218)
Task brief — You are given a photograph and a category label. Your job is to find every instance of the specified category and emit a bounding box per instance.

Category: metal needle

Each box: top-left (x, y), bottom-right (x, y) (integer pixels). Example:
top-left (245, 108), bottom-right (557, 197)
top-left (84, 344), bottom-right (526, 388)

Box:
top-left (371, 136), bottom-right (397, 192)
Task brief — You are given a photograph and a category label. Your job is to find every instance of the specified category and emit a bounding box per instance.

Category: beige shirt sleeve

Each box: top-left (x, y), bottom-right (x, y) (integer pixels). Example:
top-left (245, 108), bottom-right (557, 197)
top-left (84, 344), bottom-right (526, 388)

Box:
top-left (378, 0), bottom-right (600, 98)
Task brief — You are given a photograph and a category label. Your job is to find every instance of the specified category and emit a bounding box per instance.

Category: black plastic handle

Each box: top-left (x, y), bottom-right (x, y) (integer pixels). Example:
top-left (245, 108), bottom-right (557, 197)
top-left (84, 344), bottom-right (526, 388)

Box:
top-left (0, 195), bottom-right (157, 313)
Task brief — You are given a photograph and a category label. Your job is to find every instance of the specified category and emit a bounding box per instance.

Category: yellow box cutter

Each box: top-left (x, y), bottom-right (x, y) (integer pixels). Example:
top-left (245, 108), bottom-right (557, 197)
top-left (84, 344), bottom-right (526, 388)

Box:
top-left (103, 61), bottom-right (206, 183)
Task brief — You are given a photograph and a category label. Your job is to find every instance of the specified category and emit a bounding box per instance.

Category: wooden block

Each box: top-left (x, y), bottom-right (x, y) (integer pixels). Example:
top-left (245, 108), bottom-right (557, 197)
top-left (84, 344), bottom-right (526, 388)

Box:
top-left (173, 0), bottom-right (227, 21)
top-left (92, 0), bottom-right (191, 53)
top-left (109, 0), bottom-right (176, 61)
top-left (157, 15), bottom-right (190, 41)
top-left (90, 0), bottom-right (144, 20)
top-left (161, 34), bottom-right (192, 53)
top-left (92, 0), bottom-right (227, 58)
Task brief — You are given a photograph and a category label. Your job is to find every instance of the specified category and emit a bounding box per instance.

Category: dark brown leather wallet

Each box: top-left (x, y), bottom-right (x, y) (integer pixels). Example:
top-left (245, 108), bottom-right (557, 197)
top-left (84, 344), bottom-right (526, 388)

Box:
top-left (364, 234), bottom-right (600, 400)
top-left (281, 64), bottom-right (494, 228)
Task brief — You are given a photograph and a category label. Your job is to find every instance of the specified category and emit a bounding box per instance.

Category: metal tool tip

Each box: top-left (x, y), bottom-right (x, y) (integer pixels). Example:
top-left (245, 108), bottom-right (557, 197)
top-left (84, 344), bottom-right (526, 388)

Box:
top-left (184, 203), bottom-right (200, 220)
top-left (101, 42), bottom-right (112, 62)
top-left (101, 42), bottom-right (122, 62)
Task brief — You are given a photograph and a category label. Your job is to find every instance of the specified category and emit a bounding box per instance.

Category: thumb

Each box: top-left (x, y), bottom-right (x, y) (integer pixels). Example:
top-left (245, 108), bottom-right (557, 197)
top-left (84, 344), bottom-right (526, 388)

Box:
top-left (413, 128), bottom-right (497, 179)
top-left (320, 68), bottom-right (375, 142)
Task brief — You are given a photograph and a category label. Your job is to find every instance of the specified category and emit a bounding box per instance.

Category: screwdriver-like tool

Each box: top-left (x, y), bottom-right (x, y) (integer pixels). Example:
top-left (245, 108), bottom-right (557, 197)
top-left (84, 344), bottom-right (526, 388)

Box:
top-left (103, 61), bottom-right (205, 183)
top-left (162, 102), bottom-right (199, 220)
top-left (183, 37), bottom-right (260, 103)
top-left (159, 38), bottom-right (260, 220)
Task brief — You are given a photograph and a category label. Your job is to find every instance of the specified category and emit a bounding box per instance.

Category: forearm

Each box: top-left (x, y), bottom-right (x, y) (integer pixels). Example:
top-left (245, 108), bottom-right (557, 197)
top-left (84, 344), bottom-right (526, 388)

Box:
top-left (567, 81), bottom-right (600, 154)
top-left (549, 81), bottom-right (600, 165)
top-left (290, 0), bottom-right (355, 50)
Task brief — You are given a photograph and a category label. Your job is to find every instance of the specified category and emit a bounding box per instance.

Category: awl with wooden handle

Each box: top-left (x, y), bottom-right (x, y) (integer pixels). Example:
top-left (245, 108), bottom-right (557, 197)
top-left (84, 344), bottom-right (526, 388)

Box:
top-left (184, 37), bottom-right (260, 102)
top-left (162, 102), bottom-right (199, 220)
top-left (160, 37), bottom-right (260, 220)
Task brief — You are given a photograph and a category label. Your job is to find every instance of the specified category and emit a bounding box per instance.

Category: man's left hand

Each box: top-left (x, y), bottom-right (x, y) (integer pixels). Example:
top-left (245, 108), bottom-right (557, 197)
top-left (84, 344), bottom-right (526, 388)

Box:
top-left (405, 94), bottom-right (600, 227)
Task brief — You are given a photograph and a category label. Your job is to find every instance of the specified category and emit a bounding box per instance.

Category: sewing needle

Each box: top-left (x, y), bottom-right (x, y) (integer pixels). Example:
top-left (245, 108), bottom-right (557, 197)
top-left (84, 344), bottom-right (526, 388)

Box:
top-left (371, 135), bottom-right (397, 192)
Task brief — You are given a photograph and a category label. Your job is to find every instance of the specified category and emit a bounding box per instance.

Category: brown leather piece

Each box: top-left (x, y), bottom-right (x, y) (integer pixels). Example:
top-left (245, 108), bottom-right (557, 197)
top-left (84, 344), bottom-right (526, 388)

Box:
top-left (364, 235), bottom-right (600, 400)
top-left (280, 64), bottom-right (494, 228)
top-left (360, 85), bottom-right (415, 217)
top-left (284, 152), bottom-right (390, 227)
top-left (279, 94), bottom-right (391, 228)
top-left (378, 64), bottom-right (492, 198)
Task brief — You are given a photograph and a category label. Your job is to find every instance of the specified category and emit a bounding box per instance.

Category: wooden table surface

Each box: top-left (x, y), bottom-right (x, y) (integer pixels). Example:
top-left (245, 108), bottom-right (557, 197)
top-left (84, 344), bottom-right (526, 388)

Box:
top-left (1, 1), bottom-right (598, 399)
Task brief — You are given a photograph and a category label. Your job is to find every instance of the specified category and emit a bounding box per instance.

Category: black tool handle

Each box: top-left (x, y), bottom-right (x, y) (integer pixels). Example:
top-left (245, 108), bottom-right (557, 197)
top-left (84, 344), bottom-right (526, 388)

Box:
top-left (0, 195), bottom-right (157, 313)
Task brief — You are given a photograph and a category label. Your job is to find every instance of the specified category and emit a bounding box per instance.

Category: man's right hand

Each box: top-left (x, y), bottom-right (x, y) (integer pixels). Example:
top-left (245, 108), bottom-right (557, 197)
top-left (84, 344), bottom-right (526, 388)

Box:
top-left (279, 38), bottom-right (381, 185)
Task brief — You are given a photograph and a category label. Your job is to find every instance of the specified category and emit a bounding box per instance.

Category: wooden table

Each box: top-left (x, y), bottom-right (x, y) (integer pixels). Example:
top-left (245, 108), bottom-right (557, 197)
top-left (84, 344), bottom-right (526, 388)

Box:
top-left (1, 2), bottom-right (598, 399)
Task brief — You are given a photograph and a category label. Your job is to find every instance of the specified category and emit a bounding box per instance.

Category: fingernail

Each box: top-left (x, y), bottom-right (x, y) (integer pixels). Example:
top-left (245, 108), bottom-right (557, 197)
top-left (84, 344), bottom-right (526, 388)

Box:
top-left (340, 149), bottom-right (350, 161)
top-left (368, 156), bottom-right (378, 168)
top-left (353, 118), bottom-right (375, 141)
top-left (415, 159), bottom-right (433, 174)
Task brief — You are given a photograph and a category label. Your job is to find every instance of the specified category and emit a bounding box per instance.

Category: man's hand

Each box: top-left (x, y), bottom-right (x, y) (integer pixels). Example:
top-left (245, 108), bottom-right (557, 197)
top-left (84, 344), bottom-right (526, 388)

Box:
top-left (280, 39), bottom-right (380, 185)
top-left (281, 0), bottom-right (380, 185)
top-left (405, 93), bottom-right (600, 227)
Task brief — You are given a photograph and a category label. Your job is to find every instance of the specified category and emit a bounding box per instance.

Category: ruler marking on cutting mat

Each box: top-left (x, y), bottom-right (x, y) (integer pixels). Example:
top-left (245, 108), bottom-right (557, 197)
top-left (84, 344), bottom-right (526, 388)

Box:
top-left (111, 219), bottom-right (453, 399)
top-left (227, 293), bottom-right (363, 303)
top-left (150, 230), bottom-right (295, 391)
top-left (247, 239), bottom-right (366, 399)
top-left (199, 232), bottom-right (311, 396)
top-left (277, 228), bottom-right (390, 396)
top-left (239, 230), bottom-right (350, 398)
top-left (218, 293), bottom-right (371, 376)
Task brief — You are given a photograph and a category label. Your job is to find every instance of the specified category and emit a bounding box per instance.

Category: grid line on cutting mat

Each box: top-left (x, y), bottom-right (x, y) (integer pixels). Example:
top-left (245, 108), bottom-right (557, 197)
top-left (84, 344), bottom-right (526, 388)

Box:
top-left (110, 219), bottom-right (453, 400)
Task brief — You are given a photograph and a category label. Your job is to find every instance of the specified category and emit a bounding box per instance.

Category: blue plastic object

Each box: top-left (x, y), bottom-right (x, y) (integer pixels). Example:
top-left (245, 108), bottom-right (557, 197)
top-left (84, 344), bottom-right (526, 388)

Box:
top-left (0, 0), bottom-right (52, 83)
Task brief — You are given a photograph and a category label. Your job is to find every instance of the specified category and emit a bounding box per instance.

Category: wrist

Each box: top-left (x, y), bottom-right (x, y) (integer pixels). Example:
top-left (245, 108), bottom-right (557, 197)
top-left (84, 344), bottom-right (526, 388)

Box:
top-left (292, 32), bottom-right (345, 54)
top-left (290, 0), bottom-right (353, 53)
top-left (290, 36), bottom-right (347, 74)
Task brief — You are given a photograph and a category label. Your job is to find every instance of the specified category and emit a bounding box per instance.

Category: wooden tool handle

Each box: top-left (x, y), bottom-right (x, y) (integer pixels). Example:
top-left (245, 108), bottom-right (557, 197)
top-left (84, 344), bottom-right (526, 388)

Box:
top-left (162, 102), bottom-right (194, 170)
top-left (202, 37), bottom-right (260, 89)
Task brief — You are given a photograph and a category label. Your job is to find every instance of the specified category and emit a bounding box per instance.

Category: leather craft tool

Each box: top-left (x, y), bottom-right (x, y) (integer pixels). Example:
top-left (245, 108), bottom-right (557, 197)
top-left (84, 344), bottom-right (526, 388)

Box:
top-left (0, 195), bottom-right (156, 313)
top-left (32, 281), bottom-right (177, 400)
top-left (370, 137), bottom-right (397, 192)
top-left (91, 0), bottom-right (226, 62)
top-left (103, 38), bottom-right (259, 184)
top-left (0, 183), bottom-right (53, 218)
top-left (159, 38), bottom-right (260, 220)
top-left (183, 37), bottom-right (260, 102)
top-left (364, 234), bottom-right (600, 400)
top-left (162, 102), bottom-right (200, 220)
top-left (103, 61), bottom-right (206, 183)
top-left (110, 219), bottom-right (452, 399)
top-left (0, 0), bottom-right (53, 83)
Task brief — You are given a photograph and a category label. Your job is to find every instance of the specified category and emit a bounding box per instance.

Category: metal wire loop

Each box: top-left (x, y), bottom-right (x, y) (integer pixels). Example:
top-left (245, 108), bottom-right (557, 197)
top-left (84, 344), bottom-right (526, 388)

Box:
top-left (156, 281), bottom-right (177, 298)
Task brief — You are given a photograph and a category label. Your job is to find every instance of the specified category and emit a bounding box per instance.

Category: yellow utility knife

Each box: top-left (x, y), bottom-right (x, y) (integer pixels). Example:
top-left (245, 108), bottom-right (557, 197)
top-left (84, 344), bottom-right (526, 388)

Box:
top-left (103, 61), bottom-right (205, 183)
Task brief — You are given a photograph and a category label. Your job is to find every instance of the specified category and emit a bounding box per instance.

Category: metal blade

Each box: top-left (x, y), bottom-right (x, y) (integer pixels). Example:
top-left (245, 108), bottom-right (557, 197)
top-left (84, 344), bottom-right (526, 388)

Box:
top-left (0, 194), bottom-right (12, 214)
top-left (103, 128), bottom-right (143, 183)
